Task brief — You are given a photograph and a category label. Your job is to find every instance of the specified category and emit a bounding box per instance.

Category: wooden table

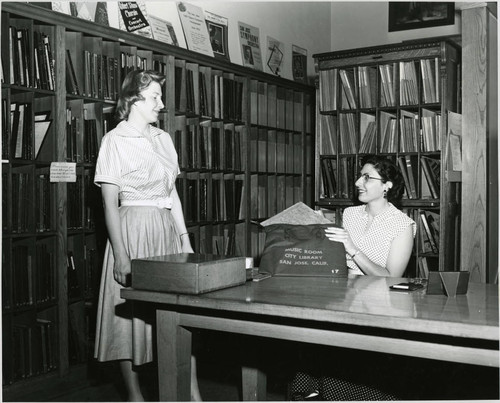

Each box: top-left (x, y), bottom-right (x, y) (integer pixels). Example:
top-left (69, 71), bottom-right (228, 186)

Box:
top-left (121, 275), bottom-right (499, 401)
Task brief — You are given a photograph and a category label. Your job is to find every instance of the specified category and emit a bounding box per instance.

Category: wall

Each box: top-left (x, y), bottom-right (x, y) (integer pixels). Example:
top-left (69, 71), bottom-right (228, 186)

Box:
top-left (108, 1), bottom-right (332, 84)
top-left (330, 1), bottom-right (461, 51)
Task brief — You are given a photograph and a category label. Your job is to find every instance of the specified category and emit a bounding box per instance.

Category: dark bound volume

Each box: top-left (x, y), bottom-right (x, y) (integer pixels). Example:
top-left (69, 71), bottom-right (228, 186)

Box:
top-left (65, 49), bottom-right (80, 95)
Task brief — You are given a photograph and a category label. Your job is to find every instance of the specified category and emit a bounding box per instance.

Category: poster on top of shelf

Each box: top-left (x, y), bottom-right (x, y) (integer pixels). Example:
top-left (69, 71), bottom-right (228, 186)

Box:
top-left (238, 22), bottom-right (263, 71)
top-left (118, 2), bottom-right (153, 38)
top-left (177, 2), bottom-right (214, 57)
top-left (266, 36), bottom-right (284, 76)
top-left (49, 2), bottom-right (109, 26)
top-left (204, 10), bottom-right (230, 61)
top-left (50, 2), bottom-right (71, 15)
top-left (292, 45), bottom-right (308, 84)
top-left (149, 15), bottom-right (179, 47)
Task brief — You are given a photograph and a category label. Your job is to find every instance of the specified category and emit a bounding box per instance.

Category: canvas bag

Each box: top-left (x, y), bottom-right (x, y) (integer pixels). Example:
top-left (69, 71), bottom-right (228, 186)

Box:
top-left (259, 224), bottom-right (348, 277)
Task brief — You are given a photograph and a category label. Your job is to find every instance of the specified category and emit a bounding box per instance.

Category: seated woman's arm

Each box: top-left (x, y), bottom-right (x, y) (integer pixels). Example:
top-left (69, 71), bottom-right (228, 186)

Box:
top-left (325, 225), bottom-right (414, 277)
top-left (356, 225), bottom-right (413, 277)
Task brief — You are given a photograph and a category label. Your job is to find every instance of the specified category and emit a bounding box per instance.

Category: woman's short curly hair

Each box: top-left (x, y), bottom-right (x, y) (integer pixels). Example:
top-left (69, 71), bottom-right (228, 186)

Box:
top-left (361, 155), bottom-right (405, 203)
top-left (115, 70), bottom-right (165, 121)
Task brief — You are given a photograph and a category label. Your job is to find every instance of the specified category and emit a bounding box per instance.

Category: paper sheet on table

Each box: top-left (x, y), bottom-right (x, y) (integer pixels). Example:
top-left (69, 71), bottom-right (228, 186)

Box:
top-left (260, 202), bottom-right (333, 226)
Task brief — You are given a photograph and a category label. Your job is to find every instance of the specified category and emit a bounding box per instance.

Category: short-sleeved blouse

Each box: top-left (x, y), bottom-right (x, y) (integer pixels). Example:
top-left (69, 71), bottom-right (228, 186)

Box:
top-left (342, 204), bottom-right (416, 275)
top-left (94, 121), bottom-right (179, 201)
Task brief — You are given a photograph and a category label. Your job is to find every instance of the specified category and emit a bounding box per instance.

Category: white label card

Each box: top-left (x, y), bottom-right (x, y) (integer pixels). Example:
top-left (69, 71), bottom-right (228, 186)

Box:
top-left (50, 162), bottom-right (77, 182)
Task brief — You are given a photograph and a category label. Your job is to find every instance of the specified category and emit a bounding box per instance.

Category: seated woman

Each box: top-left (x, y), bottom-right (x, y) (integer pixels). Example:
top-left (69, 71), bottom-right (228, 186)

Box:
top-left (290, 155), bottom-right (416, 401)
top-left (325, 154), bottom-right (416, 277)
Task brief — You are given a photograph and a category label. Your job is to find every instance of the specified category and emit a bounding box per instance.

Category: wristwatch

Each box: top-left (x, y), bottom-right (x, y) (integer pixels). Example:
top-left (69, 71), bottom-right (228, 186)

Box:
top-left (349, 249), bottom-right (361, 259)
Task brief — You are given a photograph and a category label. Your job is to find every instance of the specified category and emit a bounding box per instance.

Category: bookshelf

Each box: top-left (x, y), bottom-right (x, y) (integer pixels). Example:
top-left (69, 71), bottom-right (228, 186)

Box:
top-left (313, 38), bottom-right (461, 278)
top-left (1, 2), bottom-right (314, 393)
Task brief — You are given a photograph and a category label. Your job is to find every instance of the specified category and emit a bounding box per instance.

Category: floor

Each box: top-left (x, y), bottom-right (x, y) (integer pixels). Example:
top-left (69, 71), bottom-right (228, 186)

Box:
top-left (45, 361), bottom-right (287, 402)
top-left (37, 333), bottom-right (291, 402)
top-left (3, 334), bottom-right (499, 402)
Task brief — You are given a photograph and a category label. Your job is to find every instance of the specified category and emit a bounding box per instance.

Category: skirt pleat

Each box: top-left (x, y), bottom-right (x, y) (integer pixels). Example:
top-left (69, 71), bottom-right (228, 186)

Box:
top-left (94, 206), bottom-right (181, 365)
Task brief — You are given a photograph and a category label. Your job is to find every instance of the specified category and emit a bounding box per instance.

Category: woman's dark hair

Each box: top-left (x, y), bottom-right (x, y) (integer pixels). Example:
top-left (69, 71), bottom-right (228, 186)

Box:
top-left (361, 155), bottom-right (405, 203)
top-left (115, 70), bottom-right (165, 121)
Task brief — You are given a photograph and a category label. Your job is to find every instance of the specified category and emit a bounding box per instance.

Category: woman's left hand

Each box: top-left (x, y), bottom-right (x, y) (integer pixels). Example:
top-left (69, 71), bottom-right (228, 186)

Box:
top-left (181, 238), bottom-right (194, 253)
top-left (324, 227), bottom-right (357, 256)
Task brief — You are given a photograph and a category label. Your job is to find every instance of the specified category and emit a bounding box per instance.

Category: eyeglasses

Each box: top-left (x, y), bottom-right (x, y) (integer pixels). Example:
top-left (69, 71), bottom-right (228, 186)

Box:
top-left (359, 173), bottom-right (384, 183)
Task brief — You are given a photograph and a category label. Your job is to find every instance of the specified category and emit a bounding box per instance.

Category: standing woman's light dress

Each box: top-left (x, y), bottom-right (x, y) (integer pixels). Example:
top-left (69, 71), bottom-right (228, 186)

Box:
top-left (94, 120), bottom-right (181, 365)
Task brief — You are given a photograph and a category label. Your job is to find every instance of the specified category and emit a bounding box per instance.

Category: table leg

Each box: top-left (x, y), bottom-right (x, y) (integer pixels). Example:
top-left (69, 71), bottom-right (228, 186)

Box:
top-left (242, 365), bottom-right (267, 401)
top-left (240, 337), bottom-right (267, 401)
top-left (157, 310), bottom-right (192, 401)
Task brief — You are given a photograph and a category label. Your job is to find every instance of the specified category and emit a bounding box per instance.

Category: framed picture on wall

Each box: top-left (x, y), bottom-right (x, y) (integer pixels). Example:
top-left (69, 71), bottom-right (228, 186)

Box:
top-left (388, 2), bottom-right (455, 32)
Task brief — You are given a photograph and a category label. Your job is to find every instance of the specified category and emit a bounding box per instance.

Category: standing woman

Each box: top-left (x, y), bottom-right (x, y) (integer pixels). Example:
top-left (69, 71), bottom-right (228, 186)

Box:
top-left (325, 155), bottom-right (416, 277)
top-left (94, 70), bottom-right (201, 401)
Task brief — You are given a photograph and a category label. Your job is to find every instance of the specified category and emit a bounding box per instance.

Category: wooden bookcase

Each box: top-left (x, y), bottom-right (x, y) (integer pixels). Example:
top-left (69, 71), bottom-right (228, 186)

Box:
top-left (1, 2), bottom-right (315, 393)
top-left (313, 38), bottom-right (461, 278)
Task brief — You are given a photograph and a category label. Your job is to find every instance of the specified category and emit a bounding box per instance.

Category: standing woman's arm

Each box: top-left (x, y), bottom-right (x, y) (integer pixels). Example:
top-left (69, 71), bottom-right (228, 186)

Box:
top-left (101, 183), bottom-right (131, 286)
top-left (170, 186), bottom-right (194, 253)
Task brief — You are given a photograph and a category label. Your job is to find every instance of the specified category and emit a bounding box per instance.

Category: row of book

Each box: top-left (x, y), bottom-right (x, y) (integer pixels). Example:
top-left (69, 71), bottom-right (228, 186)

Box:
top-left (419, 210), bottom-right (440, 254)
top-left (404, 207), bottom-right (441, 258)
top-left (212, 175), bottom-right (244, 222)
top-left (67, 245), bottom-right (102, 301)
top-left (67, 177), bottom-right (84, 229)
top-left (358, 66), bottom-right (377, 109)
top-left (8, 102), bottom-right (52, 161)
top-left (318, 58), bottom-right (441, 112)
top-left (10, 318), bottom-right (56, 382)
top-left (249, 174), bottom-right (302, 219)
top-left (173, 66), bottom-right (246, 121)
top-left (68, 302), bottom-right (89, 364)
top-left (379, 63), bottom-right (396, 107)
top-left (6, 26), bottom-right (55, 90)
top-left (66, 110), bottom-right (100, 163)
top-left (339, 113), bottom-right (356, 154)
top-left (195, 224), bottom-right (246, 256)
top-left (319, 69), bottom-right (338, 112)
top-left (11, 172), bottom-right (33, 233)
top-left (2, 99), bottom-right (8, 159)
top-left (398, 155), bottom-right (440, 200)
top-left (184, 223), bottom-right (246, 257)
top-left (66, 49), bottom-right (119, 100)
top-left (2, 172), bottom-right (7, 232)
top-left (173, 123), bottom-right (245, 171)
top-left (3, 243), bottom-right (56, 310)
top-left (359, 113), bottom-right (377, 154)
top-left (319, 157), bottom-right (355, 199)
top-left (212, 73), bottom-right (244, 121)
top-left (36, 173), bottom-right (52, 232)
top-left (379, 108), bottom-right (442, 153)
top-left (319, 109), bottom-right (442, 155)
top-left (250, 83), bottom-right (306, 131)
top-left (177, 175), bottom-right (245, 223)
top-left (10, 102), bottom-right (33, 160)
top-left (21, 170), bottom-right (96, 232)
top-left (249, 128), bottom-right (304, 174)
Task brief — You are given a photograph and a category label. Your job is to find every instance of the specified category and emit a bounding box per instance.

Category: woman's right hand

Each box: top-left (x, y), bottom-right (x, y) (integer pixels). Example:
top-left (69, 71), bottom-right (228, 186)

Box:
top-left (113, 253), bottom-right (131, 287)
top-left (324, 227), bottom-right (357, 256)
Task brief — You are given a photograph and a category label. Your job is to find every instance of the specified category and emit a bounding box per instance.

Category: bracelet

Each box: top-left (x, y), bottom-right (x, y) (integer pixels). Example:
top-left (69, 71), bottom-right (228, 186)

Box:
top-left (179, 232), bottom-right (189, 238)
top-left (349, 249), bottom-right (361, 259)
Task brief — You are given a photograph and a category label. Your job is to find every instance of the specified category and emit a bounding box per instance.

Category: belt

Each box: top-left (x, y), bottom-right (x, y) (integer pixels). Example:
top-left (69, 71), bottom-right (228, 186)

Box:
top-left (121, 197), bottom-right (173, 209)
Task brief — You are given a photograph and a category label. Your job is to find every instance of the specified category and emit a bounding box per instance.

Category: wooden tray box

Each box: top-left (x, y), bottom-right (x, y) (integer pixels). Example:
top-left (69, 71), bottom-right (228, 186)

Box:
top-left (132, 253), bottom-right (247, 294)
